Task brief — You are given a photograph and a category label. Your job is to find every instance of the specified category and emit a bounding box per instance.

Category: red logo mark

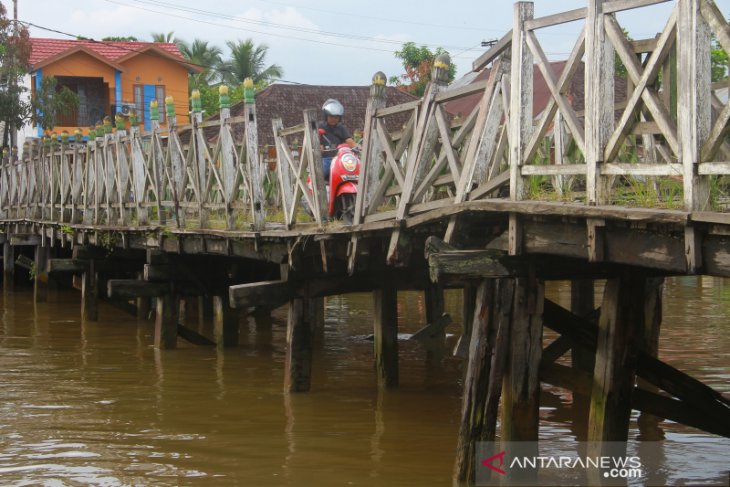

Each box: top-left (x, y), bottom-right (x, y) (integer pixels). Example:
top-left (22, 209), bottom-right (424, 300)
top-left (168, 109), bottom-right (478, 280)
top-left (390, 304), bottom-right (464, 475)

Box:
top-left (482, 451), bottom-right (507, 475)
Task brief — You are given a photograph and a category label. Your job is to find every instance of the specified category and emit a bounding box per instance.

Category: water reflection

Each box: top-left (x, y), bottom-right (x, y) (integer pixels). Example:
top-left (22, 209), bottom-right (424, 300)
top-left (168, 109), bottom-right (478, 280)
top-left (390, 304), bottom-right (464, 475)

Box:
top-left (0, 279), bottom-right (727, 485)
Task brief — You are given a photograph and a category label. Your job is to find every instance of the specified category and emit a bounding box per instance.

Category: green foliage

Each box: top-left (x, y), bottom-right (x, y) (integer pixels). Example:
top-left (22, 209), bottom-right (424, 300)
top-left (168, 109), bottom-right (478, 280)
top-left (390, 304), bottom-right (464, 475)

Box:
top-left (0, 3), bottom-right (32, 146)
top-left (711, 34), bottom-right (729, 82)
top-left (178, 39), bottom-right (224, 88)
top-left (102, 36), bottom-right (139, 42)
top-left (32, 76), bottom-right (80, 131)
top-left (151, 31), bottom-right (176, 43)
top-left (220, 39), bottom-right (283, 85)
top-left (389, 42), bottom-right (457, 97)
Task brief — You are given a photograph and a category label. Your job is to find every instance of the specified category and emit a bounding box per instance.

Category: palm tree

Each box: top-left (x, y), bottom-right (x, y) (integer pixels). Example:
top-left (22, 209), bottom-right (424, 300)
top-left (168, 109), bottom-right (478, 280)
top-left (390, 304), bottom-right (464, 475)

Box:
top-left (151, 31), bottom-right (176, 43)
top-left (220, 39), bottom-right (283, 86)
top-left (177, 39), bottom-right (224, 86)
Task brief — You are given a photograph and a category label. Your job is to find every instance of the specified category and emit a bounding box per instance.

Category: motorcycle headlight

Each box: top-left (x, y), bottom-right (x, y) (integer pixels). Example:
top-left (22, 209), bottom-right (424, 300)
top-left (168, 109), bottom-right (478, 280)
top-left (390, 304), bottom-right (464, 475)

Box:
top-left (341, 153), bottom-right (358, 172)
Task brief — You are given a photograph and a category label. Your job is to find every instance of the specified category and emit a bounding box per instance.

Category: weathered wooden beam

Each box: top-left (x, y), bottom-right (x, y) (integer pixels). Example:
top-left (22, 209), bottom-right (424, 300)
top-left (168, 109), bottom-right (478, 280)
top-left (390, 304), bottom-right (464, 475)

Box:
top-left (213, 294), bottom-right (238, 348)
top-left (571, 279), bottom-right (596, 439)
top-left (373, 277), bottom-right (398, 388)
top-left (453, 279), bottom-right (512, 485)
top-left (3, 241), bottom-right (14, 288)
top-left (540, 363), bottom-right (730, 438)
top-left (229, 280), bottom-right (292, 309)
top-left (107, 279), bottom-right (170, 299)
top-left (81, 261), bottom-right (98, 322)
top-left (34, 245), bottom-right (50, 303)
top-left (177, 324), bottom-right (215, 346)
top-left (502, 278), bottom-right (544, 457)
top-left (155, 294), bottom-right (178, 349)
top-left (15, 255), bottom-right (33, 271)
top-left (9, 234), bottom-right (40, 246)
top-left (48, 258), bottom-right (89, 273)
top-left (587, 273), bottom-right (644, 460)
top-left (285, 298), bottom-right (314, 392)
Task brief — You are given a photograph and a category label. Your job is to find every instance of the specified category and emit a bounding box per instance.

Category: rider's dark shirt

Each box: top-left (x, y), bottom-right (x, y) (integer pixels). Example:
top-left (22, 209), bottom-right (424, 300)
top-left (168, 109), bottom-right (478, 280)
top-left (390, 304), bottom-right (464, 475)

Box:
top-left (318, 121), bottom-right (352, 156)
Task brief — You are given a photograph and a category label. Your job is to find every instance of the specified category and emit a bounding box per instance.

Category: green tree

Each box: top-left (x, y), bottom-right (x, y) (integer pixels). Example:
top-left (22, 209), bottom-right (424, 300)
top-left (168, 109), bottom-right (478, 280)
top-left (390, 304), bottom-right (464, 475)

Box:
top-left (101, 36), bottom-right (139, 42)
top-left (0, 2), bottom-right (31, 147)
top-left (151, 31), bottom-right (176, 43)
top-left (389, 42), bottom-right (456, 97)
top-left (178, 38), bottom-right (224, 87)
top-left (31, 77), bottom-right (79, 132)
top-left (220, 39), bottom-right (282, 86)
top-left (711, 35), bottom-right (729, 82)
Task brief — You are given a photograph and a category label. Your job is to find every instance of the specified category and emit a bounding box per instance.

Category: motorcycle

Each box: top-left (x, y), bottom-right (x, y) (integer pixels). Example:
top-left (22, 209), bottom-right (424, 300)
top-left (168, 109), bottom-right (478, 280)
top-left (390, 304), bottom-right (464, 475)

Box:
top-left (326, 143), bottom-right (360, 224)
top-left (305, 137), bottom-right (360, 224)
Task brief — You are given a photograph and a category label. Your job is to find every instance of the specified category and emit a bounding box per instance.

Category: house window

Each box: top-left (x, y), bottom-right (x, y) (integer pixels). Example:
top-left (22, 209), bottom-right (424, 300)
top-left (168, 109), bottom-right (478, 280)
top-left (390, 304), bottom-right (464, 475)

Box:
top-left (133, 84), bottom-right (144, 123)
top-left (156, 85), bottom-right (166, 123)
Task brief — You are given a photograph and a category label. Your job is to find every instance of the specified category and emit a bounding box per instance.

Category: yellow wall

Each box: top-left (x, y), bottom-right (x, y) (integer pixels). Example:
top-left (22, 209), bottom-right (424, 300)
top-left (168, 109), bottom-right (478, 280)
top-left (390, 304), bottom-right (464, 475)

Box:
top-left (40, 49), bottom-right (190, 136)
top-left (120, 52), bottom-right (191, 124)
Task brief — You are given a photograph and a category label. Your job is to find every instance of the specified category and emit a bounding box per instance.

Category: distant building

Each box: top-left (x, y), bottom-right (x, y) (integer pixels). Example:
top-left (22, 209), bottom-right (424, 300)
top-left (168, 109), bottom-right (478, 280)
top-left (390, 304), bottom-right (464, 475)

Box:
top-left (197, 83), bottom-right (418, 156)
top-left (20, 37), bottom-right (200, 146)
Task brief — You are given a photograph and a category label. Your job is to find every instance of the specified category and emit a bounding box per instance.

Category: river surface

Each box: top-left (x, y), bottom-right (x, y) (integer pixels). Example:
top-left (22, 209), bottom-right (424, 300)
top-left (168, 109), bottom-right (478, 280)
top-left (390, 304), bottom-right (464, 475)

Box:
top-left (0, 277), bottom-right (728, 486)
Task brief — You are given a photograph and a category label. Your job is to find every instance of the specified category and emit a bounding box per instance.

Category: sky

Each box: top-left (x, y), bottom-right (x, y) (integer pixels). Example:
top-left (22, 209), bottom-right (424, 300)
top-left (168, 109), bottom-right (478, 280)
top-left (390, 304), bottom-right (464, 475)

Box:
top-left (7, 0), bottom-right (730, 87)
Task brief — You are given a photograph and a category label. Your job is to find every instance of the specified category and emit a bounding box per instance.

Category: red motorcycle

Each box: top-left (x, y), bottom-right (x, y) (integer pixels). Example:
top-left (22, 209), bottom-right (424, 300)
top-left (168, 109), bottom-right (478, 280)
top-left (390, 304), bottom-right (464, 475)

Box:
top-left (327, 143), bottom-right (360, 224)
top-left (305, 141), bottom-right (360, 224)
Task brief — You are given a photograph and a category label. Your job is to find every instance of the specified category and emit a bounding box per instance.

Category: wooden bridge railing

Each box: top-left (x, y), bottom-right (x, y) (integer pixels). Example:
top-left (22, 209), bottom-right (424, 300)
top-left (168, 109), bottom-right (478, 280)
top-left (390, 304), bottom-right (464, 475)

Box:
top-left (1, 0), bottom-right (729, 246)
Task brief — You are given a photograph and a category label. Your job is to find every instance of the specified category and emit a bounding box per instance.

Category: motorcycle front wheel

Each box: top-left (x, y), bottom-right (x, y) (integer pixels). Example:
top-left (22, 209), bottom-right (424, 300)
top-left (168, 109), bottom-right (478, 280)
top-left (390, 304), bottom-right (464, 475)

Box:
top-left (335, 193), bottom-right (356, 225)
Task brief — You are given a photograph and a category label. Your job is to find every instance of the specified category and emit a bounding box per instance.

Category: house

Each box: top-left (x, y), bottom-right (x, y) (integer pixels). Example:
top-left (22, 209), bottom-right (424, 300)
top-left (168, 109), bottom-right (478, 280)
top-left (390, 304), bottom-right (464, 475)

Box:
top-left (196, 83), bottom-right (418, 156)
top-left (24, 37), bottom-right (200, 140)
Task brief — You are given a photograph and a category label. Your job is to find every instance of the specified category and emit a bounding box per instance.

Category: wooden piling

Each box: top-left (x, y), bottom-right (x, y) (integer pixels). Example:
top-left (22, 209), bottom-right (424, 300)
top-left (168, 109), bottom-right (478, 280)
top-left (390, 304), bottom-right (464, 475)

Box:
top-left (587, 272), bottom-right (644, 460)
top-left (501, 277), bottom-right (543, 484)
top-left (637, 277), bottom-right (665, 438)
top-left (33, 245), bottom-right (50, 303)
top-left (454, 283), bottom-right (477, 358)
top-left (285, 298), bottom-right (314, 392)
top-left (570, 278), bottom-right (595, 438)
top-left (373, 279), bottom-right (398, 388)
top-left (3, 241), bottom-right (14, 289)
top-left (213, 294), bottom-right (239, 348)
top-left (154, 293), bottom-right (178, 349)
top-left (81, 260), bottom-right (98, 321)
top-left (424, 282), bottom-right (446, 360)
top-left (310, 296), bottom-right (325, 344)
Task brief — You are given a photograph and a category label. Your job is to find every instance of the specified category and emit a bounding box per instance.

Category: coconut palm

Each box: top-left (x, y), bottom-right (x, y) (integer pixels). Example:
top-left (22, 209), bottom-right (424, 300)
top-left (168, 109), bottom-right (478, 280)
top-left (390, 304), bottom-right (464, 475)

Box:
top-left (177, 39), bottom-right (224, 86)
top-left (151, 31), bottom-right (176, 43)
top-left (220, 39), bottom-right (282, 86)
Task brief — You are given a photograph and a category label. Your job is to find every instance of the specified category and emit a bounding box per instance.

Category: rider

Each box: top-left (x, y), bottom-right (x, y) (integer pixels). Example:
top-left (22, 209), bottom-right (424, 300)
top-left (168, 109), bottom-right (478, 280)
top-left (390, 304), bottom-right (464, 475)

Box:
top-left (319, 99), bottom-right (358, 180)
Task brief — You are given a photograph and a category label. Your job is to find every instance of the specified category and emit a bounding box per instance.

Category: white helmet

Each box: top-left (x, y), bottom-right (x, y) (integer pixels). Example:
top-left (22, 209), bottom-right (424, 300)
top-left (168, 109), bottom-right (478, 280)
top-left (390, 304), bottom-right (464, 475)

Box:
top-left (322, 99), bottom-right (344, 119)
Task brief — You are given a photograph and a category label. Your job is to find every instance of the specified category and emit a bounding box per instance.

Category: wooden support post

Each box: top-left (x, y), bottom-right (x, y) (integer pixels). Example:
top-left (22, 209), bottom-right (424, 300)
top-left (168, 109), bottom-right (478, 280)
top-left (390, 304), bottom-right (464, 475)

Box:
top-left (585, 0), bottom-right (615, 205)
top-left (454, 283), bottom-right (477, 358)
top-left (81, 260), bottom-right (98, 322)
top-left (310, 296), bottom-right (325, 345)
top-left (453, 279), bottom-right (513, 485)
top-left (198, 295), bottom-right (211, 333)
top-left (501, 277), bottom-right (543, 483)
top-left (136, 271), bottom-right (151, 320)
top-left (154, 293), bottom-right (178, 350)
top-left (637, 277), bottom-right (665, 439)
top-left (285, 298), bottom-right (315, 392)
top-left (213, 294), bottom-right (238, 348)
top-left (424, 282), bottom-right (446, 361)
top-left (3, 241), bottom-right (14, 289)
top-left (373, 279), bottom-right (398, 388)
top-left (679, 0), bottom-right (711, 213)
top-left (571, 279), bottom-right (595, 439)
top-left (587, 272), bottom-right (645, 462)
top-left (33, 245), bottom-right (50, 303)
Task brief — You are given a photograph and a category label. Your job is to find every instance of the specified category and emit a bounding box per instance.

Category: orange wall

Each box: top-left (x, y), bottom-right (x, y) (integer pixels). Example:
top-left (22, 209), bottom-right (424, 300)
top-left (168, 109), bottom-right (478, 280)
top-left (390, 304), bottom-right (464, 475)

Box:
top-left (120, 53), bottom-right (191, 124)
top-left (40, 50), bottom-right (191, 135)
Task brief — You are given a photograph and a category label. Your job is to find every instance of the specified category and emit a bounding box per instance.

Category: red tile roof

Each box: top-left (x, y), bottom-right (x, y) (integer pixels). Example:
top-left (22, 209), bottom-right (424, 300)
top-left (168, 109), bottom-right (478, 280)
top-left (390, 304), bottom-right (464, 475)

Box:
top-left (29, 37), bottom-right (187, 68)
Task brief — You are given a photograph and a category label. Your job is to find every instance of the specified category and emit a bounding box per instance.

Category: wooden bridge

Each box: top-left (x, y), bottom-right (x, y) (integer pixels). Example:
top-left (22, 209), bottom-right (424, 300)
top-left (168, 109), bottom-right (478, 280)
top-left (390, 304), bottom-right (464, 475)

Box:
top-left (2, 0), bottom-right (730, 484)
